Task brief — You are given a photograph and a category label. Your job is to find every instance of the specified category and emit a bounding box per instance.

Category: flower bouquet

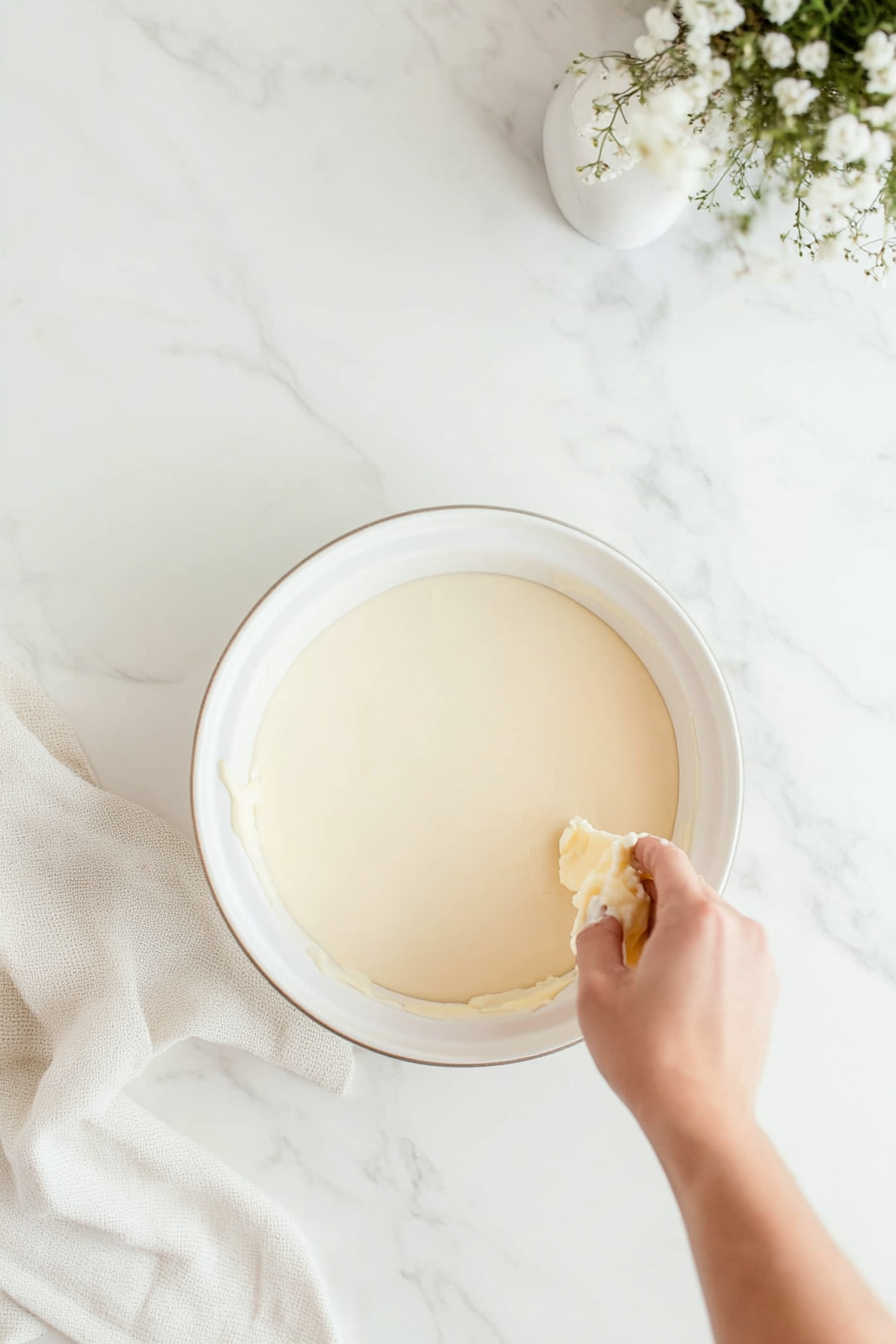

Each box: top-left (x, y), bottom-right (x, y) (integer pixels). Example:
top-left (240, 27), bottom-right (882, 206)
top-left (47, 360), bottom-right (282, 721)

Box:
top-left (574, 0), bottom-right (896, 276)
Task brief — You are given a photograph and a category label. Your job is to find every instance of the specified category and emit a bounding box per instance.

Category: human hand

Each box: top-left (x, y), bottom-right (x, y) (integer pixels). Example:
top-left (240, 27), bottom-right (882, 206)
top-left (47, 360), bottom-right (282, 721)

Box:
top-left (576, 836), bottom-right (777, 1160)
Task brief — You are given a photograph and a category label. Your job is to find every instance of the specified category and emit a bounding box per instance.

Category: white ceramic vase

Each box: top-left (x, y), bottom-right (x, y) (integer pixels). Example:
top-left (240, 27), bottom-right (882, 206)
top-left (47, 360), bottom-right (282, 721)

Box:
top-left (542, 59), bottom-right (693, 249)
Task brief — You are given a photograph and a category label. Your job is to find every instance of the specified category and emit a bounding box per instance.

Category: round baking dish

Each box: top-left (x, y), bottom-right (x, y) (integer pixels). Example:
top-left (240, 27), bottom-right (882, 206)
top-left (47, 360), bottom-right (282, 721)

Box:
top-left (192, 507), bottom-right (742, 1066)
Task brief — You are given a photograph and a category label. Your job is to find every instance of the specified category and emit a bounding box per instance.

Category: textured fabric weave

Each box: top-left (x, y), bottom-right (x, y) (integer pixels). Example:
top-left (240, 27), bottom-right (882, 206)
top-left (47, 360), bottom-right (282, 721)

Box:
top-left (0, 657), bottom-right (353, 1343)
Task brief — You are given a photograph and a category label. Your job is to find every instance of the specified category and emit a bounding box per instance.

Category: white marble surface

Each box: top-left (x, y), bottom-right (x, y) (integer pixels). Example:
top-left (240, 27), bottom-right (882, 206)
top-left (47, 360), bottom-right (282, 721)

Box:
top-left (2, 0), bottom-right (896, 1339)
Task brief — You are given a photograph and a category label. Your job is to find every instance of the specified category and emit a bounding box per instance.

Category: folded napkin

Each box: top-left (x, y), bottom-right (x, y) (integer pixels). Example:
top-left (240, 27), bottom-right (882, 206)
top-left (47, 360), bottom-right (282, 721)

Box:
top-left (0, 657), bottom-right (353, 1344)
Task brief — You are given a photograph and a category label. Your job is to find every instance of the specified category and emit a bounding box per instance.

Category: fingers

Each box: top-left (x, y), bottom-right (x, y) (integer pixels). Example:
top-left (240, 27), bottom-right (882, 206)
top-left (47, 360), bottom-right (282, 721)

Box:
top-left (576, 913), bottom-right (625, 979)
top-left (633, 835), bottom-right (707, 911)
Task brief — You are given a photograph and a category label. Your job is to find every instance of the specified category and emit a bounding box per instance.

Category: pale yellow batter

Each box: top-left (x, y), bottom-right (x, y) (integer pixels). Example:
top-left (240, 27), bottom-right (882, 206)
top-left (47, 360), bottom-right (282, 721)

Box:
top-left (231, 573), bottom-right (678, 1007)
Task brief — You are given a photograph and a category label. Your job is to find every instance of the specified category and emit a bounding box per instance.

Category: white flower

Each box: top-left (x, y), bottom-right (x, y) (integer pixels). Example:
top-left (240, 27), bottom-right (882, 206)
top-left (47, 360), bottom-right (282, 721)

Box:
top-left (686, 36), bottom-right (713, 71)
top-left (760, 32), bottom-right (794, 69)
top-left (634, 34), bottom-right (666, 59)
top-left (773, 77), bottom-right (819, 115)
top-left (822, 112), bottom-right (872, 164)
top-left (862, 97), bottom-right (896, 129)
top-left (649, 85), bottom-right (697, 120)
top-left (763, 0), bottom-right (801, 22)
top-left (855, 31), bottom-right (896, 75)
top-left (849, 172), bottom-right (882, 210)
top-left (682, 16), bottom-right (717, 70)
top-left (702, 108), bottom-right (732, 151)
top-left (685, 19), bottom-right (711, 51)
top-left (806, 168), bottom-right (881, 221)
top-left (706, 56), bottom-right (732, 89)
top-left (797, 41), bottom-right (829, 77)
top-left (679, 73), bottom-right (712, 113)
top-left (626, 99), bottom-right (709, 181)
top-left (645, 6), bottom-right (680, 42)
top-left (864, 129), bottom-right (893, 169)
top-left (706, 0), bottom-right (746, 33)
top-left (679, 0), bottom-right (745, 37)
top-left (805, 173), bottom-right (845, 226)
top-left (867, 62), bottom-right (896, 96)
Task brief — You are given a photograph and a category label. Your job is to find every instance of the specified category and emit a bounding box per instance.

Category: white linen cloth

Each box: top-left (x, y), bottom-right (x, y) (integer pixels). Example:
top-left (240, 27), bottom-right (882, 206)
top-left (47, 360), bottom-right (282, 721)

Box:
top-left (0, 656), bottom-right (353, 1344)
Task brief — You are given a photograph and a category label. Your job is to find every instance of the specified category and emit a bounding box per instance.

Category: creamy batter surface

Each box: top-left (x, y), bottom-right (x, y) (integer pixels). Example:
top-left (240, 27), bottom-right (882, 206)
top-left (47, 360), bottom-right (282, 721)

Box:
top-left (248, 573), bottom-right (678, 1004)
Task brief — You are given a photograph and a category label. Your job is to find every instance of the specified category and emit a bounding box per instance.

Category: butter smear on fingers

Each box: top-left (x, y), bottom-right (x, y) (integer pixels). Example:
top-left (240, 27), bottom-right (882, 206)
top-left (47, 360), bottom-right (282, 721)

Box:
top-left (560, 818), bottom-right (652, 967)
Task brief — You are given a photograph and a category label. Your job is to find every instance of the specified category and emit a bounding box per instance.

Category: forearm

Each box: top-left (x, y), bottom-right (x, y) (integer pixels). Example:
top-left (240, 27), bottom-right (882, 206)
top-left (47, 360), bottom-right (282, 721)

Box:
top-left (577, 838), bottom-right (895, 1344)
top-left (652, 1114), bottom-right (896, 1344)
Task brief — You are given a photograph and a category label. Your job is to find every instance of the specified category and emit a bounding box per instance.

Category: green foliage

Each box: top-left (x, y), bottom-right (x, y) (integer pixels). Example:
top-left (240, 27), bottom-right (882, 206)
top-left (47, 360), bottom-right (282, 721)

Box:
top-left (576, 1), bottom-right (896, 277)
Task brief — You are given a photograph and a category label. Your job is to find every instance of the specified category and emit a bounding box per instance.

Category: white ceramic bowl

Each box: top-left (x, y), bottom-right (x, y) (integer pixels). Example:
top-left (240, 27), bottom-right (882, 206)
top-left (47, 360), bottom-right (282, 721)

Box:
top-left (192, 507), bottom-right (742, 1066)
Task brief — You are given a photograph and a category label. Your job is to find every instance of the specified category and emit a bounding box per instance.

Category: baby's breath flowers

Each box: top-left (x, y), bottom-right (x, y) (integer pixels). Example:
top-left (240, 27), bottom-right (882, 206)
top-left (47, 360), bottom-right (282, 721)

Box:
top-left (761, 31), bottom-right (795, 68)
top-left (573, 0), bottom-right (896, 276)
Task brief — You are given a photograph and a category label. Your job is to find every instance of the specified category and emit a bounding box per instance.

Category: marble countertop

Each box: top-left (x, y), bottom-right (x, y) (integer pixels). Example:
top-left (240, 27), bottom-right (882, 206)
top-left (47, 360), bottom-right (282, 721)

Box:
top-left (3, 0), bottom-right (895, 1339)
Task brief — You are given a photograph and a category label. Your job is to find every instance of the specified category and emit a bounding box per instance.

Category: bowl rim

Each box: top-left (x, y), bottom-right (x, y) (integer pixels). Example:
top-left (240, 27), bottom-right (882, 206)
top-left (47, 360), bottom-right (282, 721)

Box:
top-left (191, 504), bottom-right (744, 1067)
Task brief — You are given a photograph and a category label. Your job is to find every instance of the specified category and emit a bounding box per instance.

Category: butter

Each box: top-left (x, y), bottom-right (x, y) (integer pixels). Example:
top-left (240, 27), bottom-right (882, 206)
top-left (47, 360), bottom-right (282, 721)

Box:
top-left (560, 817), bottom-right (651, 966)
top-left (308, 945), bottom-right (576, 1018)
top-left (218, 762), bottom-right (279, 906)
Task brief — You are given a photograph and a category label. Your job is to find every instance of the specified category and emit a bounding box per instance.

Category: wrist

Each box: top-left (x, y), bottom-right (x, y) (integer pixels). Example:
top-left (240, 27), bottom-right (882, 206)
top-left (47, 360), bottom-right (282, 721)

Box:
top-left (636, 1094), bottom-right (765, 1191)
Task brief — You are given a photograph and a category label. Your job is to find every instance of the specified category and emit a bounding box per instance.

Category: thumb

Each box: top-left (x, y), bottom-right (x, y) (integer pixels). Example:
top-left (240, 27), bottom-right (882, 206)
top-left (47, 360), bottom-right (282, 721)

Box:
top-left (633, 835), bottom-right (703, 913)
top-left (576, 911), bottom-right (625, 978)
